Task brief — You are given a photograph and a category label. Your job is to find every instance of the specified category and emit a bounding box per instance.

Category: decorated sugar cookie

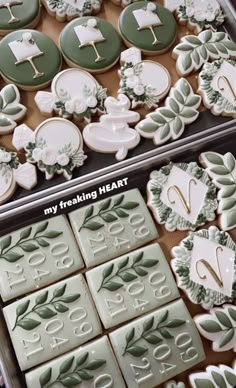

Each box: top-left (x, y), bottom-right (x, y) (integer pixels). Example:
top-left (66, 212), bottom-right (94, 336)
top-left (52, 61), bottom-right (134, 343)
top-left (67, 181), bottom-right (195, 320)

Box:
top-left (189, 362), bottom-right (236, 388)
top-left (119, 1), bottom-right (177, 55)
top-left (136, 78), bottom-right (201, 145)
top-left (83, 94), bottom-right (140, 161)
top-left (35, 68), bottom-right (107, 123)
top-left (200, 151), bottom-right (236, 231)
top-left (42, 0), bottom-right (103, 22)
top-left (199, 59), bottom-right (236, 118)
top-left (60, 17), bottom-right (122, 73)
top-left (147, 162), bottom-right (217, 231)
top-left (194, 304), bottom-right (236, 352)
top-left (0, 84), bottom-right (26, 134)
top-left (119, 48), bottom-right (171, 109)
top-left (0, 0), bottom-right (40, 36)
top-left (171, 225), bottom-right (236, 310)
top-left (175, 0), bottom-right (224, 34)
top-left (0, 30), bottom-right (62, 90)
top-left (13, 118), bottom-right (87, 180)
top-left (164, 0), bottom-right (184, 12)
top-left (0, 147), bottom-right (37, 204)
top-left (173, 30), bottom-right (236, 76)
top-left (165, 381), bottom-right (185, 388)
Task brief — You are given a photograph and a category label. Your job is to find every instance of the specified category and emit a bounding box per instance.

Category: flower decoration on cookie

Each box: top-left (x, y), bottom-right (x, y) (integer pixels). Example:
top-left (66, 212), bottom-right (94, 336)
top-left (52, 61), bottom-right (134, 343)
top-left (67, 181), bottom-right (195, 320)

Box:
top-left (189, 362), bottom-right (236, 388)
top-left (13, 118), bottom-right (87, 180)
top-left (171, 225), bottom-right (236, 310)
top-left (136, 78), bottom-right (201, 145)
top-left (147, 162), bottom-right (217, 231)
top-left (198, 59), bottom-right (236, 118)
top-left (0, 84), bottom-right (26, 134)
top-left (172, 30), bottom-right (236, 76)
top-left (118, 48), bottom-right (171, 109)
top-left (35, 69), bottom-right (107, 123)
top-left (42, 0), bottom-right (103, 22)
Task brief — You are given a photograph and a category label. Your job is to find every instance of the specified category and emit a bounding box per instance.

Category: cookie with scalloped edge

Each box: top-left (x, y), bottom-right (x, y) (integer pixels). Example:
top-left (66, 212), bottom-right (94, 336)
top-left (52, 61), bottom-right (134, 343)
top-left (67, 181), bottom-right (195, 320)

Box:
top-left (41, 0), bottom-right (103, 22)
top-left (189, 361), bottom-right (236, 388)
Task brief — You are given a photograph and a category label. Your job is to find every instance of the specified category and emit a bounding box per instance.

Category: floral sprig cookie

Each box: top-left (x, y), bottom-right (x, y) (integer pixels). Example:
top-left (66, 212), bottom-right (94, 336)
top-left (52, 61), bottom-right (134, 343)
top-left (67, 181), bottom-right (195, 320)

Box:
top-left (42, 0), bottom-right (103, 22)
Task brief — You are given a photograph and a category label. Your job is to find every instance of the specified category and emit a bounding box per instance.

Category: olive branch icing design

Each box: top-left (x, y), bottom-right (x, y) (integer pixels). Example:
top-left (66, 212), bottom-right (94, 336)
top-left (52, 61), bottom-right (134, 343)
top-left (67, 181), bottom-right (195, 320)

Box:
top-left (0, 84), bottom-right (26, 132)
top-left (13, 283), bottom-right (80, 331)
top-left (98, 251), bottom-right (159, 292)
top-left (39, 352), bottom-right (106, 387)
top-left (177, 4), bottom-right (224, 32)
top-left (190, 364), bottom-right (236, 388)
top-left (79, 195), bottom-right (139, 231)
top-left (0, 222), bottom-right (62, 263)
top-left (122, 311), bottom-right (186, 357)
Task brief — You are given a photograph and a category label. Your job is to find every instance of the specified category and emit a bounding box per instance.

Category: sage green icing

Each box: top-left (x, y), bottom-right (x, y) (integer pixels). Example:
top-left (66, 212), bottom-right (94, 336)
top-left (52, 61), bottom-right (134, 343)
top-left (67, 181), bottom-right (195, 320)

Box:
top-left (119, 1), bottom-right (177, 52)
top-left (0, 0), bottom-right (40, 31)
top-left (0, 29), bottom-right (62, 87)
top-left (60, 17), bottom-right (122, 70)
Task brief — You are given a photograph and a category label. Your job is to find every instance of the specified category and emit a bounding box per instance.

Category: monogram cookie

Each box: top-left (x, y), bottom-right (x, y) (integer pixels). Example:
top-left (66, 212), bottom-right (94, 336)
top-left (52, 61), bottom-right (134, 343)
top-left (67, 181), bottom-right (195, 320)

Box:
top-left (42, 0), bottom-right (103, 22)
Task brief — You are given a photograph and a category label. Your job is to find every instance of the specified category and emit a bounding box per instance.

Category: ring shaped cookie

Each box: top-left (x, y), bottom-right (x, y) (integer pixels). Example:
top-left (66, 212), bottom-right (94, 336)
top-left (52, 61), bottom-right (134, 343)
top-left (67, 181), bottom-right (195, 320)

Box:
top-left (0, 0), bottom-right (40, 36)
top-left (0, 166), bottom-right (17, 204)
top-left (0, 30), bottom-right (62, 91)
top-left (119, 1), bottom-right (177, 55)
top-left (59, 17), bottom-right (122, 73)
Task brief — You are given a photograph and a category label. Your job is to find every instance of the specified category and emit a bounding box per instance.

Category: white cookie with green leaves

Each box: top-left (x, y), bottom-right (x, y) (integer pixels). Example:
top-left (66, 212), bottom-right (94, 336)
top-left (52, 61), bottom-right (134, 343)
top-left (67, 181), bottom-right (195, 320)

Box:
top-left (42, 0), bottom-right (103, 22)
top-left (189, 362), bottom-right (236, 388)
top-left (198, 59), bottom-right (236, 118)
top-left (194, 304), bottom-right (236, 352)
top-left (171, 225), bottom-right (236, 310)
top-left (200, 151), bottom-right (236, 231)
top-left (173, 30), bottom-right (236, 76)
top-left (165, 381), bottom-right (186, 388)
top-left (136, 78), bottom-right (201, 145)
top-left (0, 84), bottom-right (26, 135)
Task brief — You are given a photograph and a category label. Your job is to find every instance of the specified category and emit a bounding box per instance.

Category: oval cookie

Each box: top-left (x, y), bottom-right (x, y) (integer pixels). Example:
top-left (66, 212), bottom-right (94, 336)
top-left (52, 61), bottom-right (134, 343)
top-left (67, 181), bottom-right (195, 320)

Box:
top-left (42, 0), bottom-right (103, 22)
top-left (59, 17), bottom-right (122, 73)
top-left (119, 1), bottom-right (177, 55)
top-left (0, 30), bottom-right (62, 91)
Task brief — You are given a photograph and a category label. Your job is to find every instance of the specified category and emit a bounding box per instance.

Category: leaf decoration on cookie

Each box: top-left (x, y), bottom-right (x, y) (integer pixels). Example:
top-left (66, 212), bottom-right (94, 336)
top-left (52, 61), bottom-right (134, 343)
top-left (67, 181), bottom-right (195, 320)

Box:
top-left (194, 305), bottom-right (236, 352)
top-left (177, 4), bottom-right (224, 33)
top-left (97, 251), bottom-right (158, 292)
top-left (0, 222), bottom-right (63, 263)
top-left (189, 364), bottom-right (236, 388)
top-left (12, 283), bottom-right (80, 331)
top-left (39, 351), bottom-right (106, 387)
top-left (200, 151), bottom-right (236, 230)
top-left (136, 79), bottom-right (201, 145)
top-left (122, 311), bottom-right (185, 357)
top-left (173, 31), bottom-right (236, 75)
top-left (0, 85), bottom-right (26, 134)
top-left (79, 195), bottom-right (139, 231)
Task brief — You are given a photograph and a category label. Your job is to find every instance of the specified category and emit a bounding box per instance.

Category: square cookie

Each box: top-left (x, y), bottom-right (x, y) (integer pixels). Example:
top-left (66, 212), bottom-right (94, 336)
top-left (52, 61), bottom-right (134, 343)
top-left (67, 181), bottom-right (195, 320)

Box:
top-left (0, 215), bottom-right (84, 301)
top-left (86, 243), bottom-right (179, 328)
top-left (3, 274), bottom-right (102, 371)
top-left (25, 336), bottom-right (126, 388)
top-left (69, 189), bottom-right (158, 267)
top-left (109, 299), bottom-right (205, 387)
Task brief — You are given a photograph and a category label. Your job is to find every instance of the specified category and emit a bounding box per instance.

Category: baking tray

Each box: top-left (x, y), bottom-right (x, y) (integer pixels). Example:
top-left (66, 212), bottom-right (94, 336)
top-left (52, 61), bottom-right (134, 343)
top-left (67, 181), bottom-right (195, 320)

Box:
top-left (0, 0), bottom-right (236, 220)
top-left (0, 124), bottom-right (235, 388)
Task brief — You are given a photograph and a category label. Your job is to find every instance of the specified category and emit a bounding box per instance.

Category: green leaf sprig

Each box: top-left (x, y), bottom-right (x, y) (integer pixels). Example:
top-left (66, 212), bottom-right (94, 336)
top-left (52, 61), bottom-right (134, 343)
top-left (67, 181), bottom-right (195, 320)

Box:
top-left (190, 364), bottom-right (236, 388)
top-left (0, 85), bottom-right (26, 130)
top-left (122, 311), bottom-right (186, 357)
top-left (79, 195), bottom-right (139, 231)
top-left (39, 352), bottom-right (106, 388)
top-left (0, 222), bottom-right (62, 263)
top-left (13, 283), bottom-right (80, 331)
top-left (97, 251), bottom-right (158, 292)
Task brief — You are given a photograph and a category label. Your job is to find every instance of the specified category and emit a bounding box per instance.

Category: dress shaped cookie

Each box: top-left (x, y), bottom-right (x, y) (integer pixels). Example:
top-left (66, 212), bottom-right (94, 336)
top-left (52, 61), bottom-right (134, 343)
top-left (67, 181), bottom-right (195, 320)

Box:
top-left (199, 59), bottom-right (236, 118)
top-left (136, 78), bottom-right (201, 145)
top-left (0, 84), bottom-right (26, 134)
top-left (173, 30), bottom-right (236, 76)
top-left (60, 17), bottom-right (122, 73)
top-left (189, 362), bottom-right (236, 388)
top-left (0, 215), bottom-right (84, 301)
top-left (34, 68), bottom-right (107, 123)
top-left (119, 2), bottom-right (177, 55)
top-left (0, 30), bottom-right (62, 91)
top-left (83, 94), bottom-right (140, 161)
top-left (3, 274), bottom-right (102, 370)
top-left (0, 0), bottom-right (40, 36)
top-left (147, 162), bottom-right (217, 231)
top-left (119, 48), bottom-right (171, 109)
top-left (171, 225), bottom-right (236, 310)
top-left (13, 118), bottom-right (87, 180)
top-left (109, 299), bottom-right (205, 388)
top-left (42, 0), bottom-right (103, 22)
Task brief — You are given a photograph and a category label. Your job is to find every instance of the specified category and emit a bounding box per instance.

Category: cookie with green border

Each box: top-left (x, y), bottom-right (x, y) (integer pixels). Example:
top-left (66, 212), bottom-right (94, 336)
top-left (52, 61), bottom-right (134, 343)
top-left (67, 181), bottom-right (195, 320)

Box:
top-left (118, 1), bottom-right (177, 55)
top-left (0, 30), bottom-right (62, 91)
top-left (59, 17), bottom-right (122, 73)
top-left (0, 0), bottom-right (40, 36)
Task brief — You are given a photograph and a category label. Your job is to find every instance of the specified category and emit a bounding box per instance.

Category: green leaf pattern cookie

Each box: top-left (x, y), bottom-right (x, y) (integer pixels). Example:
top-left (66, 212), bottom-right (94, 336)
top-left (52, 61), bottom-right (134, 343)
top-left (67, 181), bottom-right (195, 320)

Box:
top-left (42, 0), bottom-right (103, 22)
top-left (0, 84), bottom-right (26, 134)
top-left (189, 362), bottom-right (236, 388)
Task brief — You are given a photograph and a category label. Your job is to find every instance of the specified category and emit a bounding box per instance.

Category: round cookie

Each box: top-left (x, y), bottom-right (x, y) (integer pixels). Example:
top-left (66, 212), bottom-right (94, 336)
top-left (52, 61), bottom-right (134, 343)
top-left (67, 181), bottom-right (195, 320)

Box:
top-left (0, 0), bottom-right (40, 36)
top-left (42, 0), bottom-right (103, 22)
top-left (0, 30), bottom-right (62, 91)
top-left (59, 17), bottom-right (122, 73)
top-left (118, 1), bottom-right (177, 55)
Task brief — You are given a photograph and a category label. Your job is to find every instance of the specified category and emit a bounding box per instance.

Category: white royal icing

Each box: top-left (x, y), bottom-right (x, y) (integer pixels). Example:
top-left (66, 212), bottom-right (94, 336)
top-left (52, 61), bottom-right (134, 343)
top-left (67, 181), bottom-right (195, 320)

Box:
top-left (74, 19), bottom-right (104, 46)
top-left (133, 4), bottom-right (161, 29)
top-left (8, 32), bottom-right (42, 62)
